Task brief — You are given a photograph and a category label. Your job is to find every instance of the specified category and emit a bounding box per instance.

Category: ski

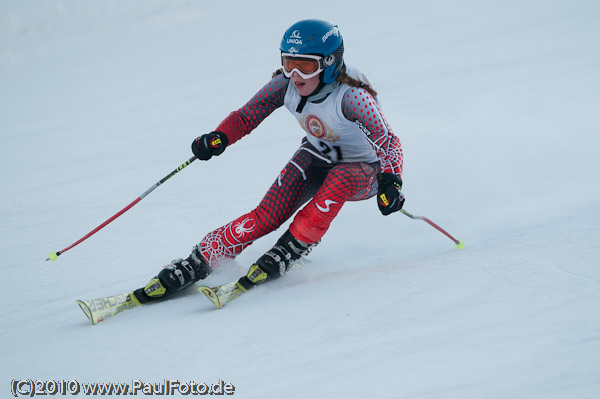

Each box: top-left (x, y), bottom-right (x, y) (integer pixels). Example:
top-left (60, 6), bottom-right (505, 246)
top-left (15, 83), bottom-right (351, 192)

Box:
top-left (198, 280), bottom-right (247, 309)
top-left (197, 259), bottom-right (309, 309)
top-left (76, 292), bottom-right (142, 325)
top-left (78, 259), bottom-right (309, 322)
top-left (76, 281), bottom-right (244, 324)
top-left (75, 281), bottom-right (242, 324)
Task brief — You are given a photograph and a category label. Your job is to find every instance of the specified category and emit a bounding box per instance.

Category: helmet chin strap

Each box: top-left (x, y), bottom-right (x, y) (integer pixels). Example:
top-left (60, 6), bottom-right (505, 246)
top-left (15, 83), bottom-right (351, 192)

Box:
top-left (313, 75), bottom-right (327, 96)
top-left (295, 73), bottom-right (326, 113)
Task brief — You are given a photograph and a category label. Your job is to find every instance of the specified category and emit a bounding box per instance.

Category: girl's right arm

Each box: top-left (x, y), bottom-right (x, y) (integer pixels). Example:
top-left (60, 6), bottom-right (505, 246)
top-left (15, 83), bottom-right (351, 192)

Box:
top-left (214, 74), bottom-right (289, 146)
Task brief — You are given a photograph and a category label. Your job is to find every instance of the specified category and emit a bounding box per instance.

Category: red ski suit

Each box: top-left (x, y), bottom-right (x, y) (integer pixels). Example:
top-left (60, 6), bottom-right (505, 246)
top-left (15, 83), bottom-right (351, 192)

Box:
top-left (199, 71), bottom-right (403, 267)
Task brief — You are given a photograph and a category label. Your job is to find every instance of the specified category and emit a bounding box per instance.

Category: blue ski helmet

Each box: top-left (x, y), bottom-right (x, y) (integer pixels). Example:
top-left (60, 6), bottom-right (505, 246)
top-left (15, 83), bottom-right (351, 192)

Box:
top-left (280, 19), bottom-right (344, 84)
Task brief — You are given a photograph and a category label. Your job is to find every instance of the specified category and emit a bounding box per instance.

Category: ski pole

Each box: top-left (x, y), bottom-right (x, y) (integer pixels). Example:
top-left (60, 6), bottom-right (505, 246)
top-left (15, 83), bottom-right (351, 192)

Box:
top-left (47, 156), bottom-right (197, 261)
top-left (400, 209), bottom-right (464, 249)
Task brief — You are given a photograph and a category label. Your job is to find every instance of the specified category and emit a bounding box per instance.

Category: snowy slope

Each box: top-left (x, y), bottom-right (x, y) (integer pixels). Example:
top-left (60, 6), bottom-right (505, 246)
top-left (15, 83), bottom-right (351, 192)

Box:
top-left (1, 0), bottom-right (600, 398)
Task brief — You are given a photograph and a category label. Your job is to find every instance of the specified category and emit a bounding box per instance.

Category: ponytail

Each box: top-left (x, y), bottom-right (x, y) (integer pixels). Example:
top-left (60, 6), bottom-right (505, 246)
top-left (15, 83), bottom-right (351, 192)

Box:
top-left (336, 65), bottom-right (377, 98)
top-left (272, 68), bottom-right (284, 79)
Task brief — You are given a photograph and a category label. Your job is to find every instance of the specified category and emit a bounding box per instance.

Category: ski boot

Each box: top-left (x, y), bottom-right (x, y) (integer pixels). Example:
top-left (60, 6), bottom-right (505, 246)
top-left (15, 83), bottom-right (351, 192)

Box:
top-left (238, 229), bottom-right (317, 290)
top-left (133, 246), bottom-right (211, 303)
top-left (199, 230), bottom-right (317, 308)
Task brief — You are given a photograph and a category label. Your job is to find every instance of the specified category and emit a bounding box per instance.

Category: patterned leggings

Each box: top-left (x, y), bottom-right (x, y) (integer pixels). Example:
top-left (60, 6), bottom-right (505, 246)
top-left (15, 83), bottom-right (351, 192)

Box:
top-left (199, 142), bottom-right (379, 267)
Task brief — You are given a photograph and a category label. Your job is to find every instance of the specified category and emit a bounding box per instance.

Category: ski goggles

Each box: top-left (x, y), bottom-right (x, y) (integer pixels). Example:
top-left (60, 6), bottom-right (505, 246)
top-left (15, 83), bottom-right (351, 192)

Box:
top-left (281, 53), bottom-right (324, 79)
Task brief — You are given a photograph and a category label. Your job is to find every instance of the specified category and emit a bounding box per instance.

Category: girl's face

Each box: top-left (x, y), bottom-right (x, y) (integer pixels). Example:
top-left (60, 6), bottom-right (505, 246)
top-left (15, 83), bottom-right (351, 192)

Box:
top-left (290, 71), bottom-right (321, 96)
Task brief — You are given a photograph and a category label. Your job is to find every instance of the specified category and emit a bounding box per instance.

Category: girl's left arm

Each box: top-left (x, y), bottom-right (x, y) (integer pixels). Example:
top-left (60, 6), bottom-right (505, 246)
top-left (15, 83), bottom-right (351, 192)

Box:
top-left (341, 88), bottom-right (403, 177)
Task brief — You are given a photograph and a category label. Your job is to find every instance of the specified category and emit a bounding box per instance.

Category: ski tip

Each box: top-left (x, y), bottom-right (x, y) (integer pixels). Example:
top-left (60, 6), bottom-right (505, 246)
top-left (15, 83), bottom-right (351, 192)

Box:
top-left (455, 239), bottom-right (465, 249)
top-left (198, 286), bottom-right (223, 309)
top-left (76, 300), bottom-right (96, 325)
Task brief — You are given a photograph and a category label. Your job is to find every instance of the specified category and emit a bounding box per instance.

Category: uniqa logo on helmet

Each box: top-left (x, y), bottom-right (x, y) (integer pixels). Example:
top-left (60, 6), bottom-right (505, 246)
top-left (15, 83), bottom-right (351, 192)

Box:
top-left (287, 30), bottom-right (302, 45)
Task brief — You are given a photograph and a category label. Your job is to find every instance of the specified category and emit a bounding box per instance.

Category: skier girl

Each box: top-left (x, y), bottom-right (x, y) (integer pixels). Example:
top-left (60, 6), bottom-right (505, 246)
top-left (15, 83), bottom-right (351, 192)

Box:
top-left (134, 19), bottom-right (404, 306)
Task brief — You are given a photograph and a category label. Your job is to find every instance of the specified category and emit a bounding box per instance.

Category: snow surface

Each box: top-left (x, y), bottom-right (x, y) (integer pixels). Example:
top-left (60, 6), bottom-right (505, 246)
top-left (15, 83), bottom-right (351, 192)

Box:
top-left (2, 0), bottom-right (600, 398)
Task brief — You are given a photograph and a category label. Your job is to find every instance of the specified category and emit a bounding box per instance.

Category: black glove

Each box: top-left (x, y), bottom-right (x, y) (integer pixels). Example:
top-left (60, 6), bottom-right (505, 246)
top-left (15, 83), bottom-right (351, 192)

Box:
top-left (377, 173), bottom-right (405, 215)
top-left (191, 131), bottom-right (229, 160)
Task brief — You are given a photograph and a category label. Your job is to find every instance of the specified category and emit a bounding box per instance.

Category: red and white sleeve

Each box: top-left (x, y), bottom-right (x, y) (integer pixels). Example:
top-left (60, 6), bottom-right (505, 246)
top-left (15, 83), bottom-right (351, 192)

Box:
top-left (215, 74), bottom-right (289, 145)
top-left (341, 88), bottom-right (403, 176)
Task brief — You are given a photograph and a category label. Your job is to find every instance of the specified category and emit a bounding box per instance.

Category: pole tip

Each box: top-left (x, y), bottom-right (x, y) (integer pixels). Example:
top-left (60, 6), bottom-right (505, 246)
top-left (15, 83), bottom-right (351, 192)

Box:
top-left (455, 240), bottom-right (465, 249)
top-left (48, 252), bottom-right (59, 261)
